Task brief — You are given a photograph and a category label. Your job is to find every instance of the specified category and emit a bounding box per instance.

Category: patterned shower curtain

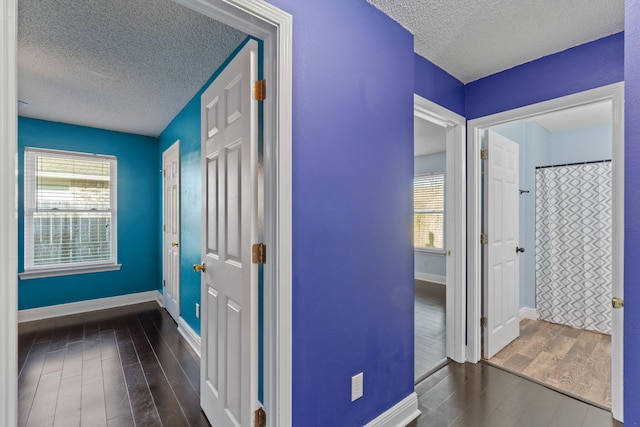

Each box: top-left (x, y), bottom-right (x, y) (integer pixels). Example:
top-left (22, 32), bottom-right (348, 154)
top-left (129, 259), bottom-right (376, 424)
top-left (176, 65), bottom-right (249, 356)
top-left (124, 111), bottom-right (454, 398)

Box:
top-left (535, 161), bottom-right (612, 335)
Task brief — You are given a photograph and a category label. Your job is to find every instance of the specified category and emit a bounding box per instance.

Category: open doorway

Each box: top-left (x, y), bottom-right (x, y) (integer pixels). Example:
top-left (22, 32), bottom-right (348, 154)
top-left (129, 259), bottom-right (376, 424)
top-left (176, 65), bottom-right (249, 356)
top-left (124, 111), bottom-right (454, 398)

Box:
top-left (467, 83), bottom-right (624, 421)
top-left (413, 95), bottom-right (467, 384)
top-left (413, 115), bottom-right (448, 382)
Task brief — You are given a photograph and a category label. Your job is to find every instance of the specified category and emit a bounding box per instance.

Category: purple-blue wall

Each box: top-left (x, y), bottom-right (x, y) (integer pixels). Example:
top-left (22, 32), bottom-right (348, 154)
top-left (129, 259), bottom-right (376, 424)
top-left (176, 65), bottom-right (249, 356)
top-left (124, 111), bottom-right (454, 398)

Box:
top-left (266, 1), bottom-right (415, 425)
top-left (465, 32), bottom-right (624, 120)
top-left (625, 1), bottom-right (640, 424)
top-left (414, 53), bottom-right (465, 117)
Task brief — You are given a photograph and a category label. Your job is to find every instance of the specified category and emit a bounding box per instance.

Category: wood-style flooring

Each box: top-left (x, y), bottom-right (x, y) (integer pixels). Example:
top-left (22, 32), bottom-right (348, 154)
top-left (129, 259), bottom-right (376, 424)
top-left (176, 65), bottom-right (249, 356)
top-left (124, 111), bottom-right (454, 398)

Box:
top-left (18, 302), bottom-right (210, 427)
top-left (486, 318), bottom-right (611, 409)
top-left (410, 361), bottom-right (621, 427)
top-left (415, 280), bottom-right (447, 382)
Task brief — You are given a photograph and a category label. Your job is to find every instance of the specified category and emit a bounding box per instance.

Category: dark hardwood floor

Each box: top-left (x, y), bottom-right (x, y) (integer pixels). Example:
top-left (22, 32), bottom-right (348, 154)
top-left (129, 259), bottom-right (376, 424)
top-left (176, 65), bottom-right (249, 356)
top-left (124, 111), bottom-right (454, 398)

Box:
top-left (18, 301), bottom-right (210, 427)
top-left (415, 280), bottom-right (446, 382)
top-left (410, 361), bottom-right (622, 427)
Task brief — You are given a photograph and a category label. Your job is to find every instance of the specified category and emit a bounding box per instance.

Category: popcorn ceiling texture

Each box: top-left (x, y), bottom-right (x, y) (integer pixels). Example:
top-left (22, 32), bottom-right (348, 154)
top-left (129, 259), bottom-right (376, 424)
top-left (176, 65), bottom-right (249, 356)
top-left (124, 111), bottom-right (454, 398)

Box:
top-left (367, 0), bottom-right (624, 83)
top-left (18, 0), bottom-right (247, 137)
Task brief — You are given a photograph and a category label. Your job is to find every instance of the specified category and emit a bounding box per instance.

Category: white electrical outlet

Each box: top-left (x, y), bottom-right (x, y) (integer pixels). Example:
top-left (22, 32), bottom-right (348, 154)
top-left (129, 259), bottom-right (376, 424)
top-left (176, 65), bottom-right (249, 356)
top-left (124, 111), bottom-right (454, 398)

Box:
top-left (196, 303), bottom-right (200, 318)
top-left (351, 372), bottom-right (363, 401)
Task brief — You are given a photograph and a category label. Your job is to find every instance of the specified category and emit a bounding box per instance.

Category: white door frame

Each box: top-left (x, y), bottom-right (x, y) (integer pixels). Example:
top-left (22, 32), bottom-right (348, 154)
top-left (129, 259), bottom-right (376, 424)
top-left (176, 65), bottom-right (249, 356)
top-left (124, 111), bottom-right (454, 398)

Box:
top-left (414, 94), bottom-right (466, 363)
top-left (466, 82), bottom-right (624, 421)
top-left (0, 0), bottom-right (293, 426)
top-left (163, 139), bottom-right (181, 321)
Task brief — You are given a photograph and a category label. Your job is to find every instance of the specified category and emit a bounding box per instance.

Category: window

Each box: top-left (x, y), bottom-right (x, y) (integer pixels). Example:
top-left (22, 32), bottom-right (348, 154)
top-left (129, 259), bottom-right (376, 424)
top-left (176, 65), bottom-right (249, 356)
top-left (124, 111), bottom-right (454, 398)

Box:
top-left (414, 173), bottom-right (444, 250)
top-left (22, 148), bottom-right (119, 277)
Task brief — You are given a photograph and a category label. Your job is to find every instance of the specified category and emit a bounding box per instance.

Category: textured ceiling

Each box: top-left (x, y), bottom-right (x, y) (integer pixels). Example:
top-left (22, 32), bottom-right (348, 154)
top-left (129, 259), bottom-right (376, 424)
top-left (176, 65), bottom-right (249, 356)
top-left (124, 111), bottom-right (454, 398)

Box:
top-left (528, 100), bottom-right (612, 133)
top-left (18, 0), bottom-right (247, 137)
top-left (367, 0), bottom-right (624, 83)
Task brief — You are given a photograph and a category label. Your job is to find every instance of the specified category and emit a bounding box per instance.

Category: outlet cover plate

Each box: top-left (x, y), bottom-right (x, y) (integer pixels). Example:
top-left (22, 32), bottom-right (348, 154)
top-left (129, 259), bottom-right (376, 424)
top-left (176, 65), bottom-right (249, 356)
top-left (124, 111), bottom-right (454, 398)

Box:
top-left (351, 372), bottom-right (363, 401)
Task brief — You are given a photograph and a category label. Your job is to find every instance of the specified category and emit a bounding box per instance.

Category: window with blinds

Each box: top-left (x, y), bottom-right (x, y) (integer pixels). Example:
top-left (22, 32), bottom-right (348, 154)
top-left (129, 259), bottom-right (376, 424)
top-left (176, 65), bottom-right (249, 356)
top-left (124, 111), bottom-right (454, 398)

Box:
top-left (24, 148), bottom-right (117, 271)
top-left (414, 173), bottom-right (444, 250)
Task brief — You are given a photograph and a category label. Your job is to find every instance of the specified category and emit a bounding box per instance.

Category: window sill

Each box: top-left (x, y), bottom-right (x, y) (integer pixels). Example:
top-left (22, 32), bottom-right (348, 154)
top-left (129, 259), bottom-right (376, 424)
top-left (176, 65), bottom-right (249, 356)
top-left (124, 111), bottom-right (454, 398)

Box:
top-left (19, 264), bottom-right (122, 280)
top-left (414, 247), bottom-right (446, 255)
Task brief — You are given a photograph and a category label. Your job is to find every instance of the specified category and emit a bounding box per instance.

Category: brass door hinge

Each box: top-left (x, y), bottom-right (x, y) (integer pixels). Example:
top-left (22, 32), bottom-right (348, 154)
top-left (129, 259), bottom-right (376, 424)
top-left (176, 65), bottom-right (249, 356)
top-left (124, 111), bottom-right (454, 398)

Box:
top-left (163, 224), bottom-right (166, 232)
top-left (480, 233), bottom-right (488, 245)
top-left (163, 168), bottom-right (166, 177)
top-left (254, 80), bottom-right (266, 101)
top-left (481, 317), bottom-right (487, 328)
top-left (252, 243), bottom-right (266, 264)
top-left (254, 407), bottom-right (266, 427)
top-left (163, 280), bottom-right (166, 288)
top-left (480, 149), bottom-right (488, 161)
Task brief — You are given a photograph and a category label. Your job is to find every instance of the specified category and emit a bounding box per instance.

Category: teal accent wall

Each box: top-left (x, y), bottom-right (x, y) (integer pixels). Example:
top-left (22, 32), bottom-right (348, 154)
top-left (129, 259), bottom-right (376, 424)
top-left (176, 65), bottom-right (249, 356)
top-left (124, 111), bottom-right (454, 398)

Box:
top-left (157, 36), bottom-right (251, 336)
top-left (18, 117), bottom-right (159, 309)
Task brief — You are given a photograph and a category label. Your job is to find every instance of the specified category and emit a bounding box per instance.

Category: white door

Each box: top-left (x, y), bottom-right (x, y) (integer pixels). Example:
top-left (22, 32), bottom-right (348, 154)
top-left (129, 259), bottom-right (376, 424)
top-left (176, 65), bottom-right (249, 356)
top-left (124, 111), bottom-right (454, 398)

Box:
top-left (163, 140), bottom-right (180, 322)
top-left (199, 39), bottom-right (260, 427)
top-left (483, 130), bottom-right (520, 359)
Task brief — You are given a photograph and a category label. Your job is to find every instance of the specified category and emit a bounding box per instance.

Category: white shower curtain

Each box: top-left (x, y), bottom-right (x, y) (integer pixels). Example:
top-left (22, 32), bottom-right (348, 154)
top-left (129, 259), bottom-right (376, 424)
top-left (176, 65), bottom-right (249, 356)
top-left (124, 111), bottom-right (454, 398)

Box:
top-left (535, 161), bottom-right (612, 335)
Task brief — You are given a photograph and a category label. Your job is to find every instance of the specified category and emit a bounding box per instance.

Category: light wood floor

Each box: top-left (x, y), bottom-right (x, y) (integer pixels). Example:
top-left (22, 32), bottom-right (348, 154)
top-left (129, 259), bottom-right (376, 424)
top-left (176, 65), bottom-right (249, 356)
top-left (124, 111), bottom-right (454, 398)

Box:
top-left (486, 318), bottom-right (611, 409)
top-left (415, 280), bottom-right (446, 382)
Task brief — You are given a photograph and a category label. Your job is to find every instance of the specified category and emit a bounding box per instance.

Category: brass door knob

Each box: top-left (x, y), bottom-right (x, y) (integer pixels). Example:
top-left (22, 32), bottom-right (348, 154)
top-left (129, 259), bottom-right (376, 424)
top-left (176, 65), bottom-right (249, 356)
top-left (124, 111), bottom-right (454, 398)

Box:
top-left (193, 263), bottom-right (206, 273)
top-left (612, 296), bottom-right (624, 309)
top-left (171, 242), bottom-right (179, 247)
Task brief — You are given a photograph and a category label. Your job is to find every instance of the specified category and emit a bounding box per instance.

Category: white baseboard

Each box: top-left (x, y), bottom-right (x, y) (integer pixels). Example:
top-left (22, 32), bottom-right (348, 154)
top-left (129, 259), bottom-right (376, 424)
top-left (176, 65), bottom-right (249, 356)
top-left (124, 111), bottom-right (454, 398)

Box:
top-left (415, 272), bottom-right (446, 285)
top-left (178, 316), bottom-right (201, 358)
top-left (156, 290), bottom-right (165, 308)
top-left (519, 307), bottom-right (538, 320)
top-left (364, 392), bottom-right (420, 427)
top-left (18, 290), bottom-right (159, 323)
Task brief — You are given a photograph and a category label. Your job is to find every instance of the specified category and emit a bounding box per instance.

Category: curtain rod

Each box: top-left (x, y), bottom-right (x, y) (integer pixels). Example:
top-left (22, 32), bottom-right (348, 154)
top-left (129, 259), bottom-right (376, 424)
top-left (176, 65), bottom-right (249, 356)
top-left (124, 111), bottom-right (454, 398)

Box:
top-left (535, 159), bottom-right (611, 170)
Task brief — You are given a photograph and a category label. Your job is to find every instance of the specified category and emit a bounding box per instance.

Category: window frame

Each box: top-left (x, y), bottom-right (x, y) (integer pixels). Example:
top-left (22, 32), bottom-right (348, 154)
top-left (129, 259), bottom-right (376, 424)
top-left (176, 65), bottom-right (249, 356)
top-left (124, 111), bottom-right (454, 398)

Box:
top-left (414, 171), bottom-right (446, 254)
top-left (20, 147), bottom-right (121, 280)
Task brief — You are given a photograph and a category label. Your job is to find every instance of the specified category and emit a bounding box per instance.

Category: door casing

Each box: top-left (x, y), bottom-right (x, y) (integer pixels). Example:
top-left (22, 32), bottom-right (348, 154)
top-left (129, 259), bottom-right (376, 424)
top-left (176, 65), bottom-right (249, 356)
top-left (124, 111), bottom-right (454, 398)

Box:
top-left (0, 1), bottom-right (293, 426)
top-left (414, 94), bottom-right (467, 364)
top-left (466, 82), bottom-right (624, 421)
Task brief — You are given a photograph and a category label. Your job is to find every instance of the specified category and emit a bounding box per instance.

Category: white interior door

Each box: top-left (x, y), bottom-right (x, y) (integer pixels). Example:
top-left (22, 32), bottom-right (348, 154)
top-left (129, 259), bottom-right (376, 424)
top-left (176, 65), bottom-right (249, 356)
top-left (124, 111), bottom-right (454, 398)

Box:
top-left (483, 130), bottom-right (520, 359)
top-left (163, 140), bottom-right (180, 322)
top-left (199, 39), bottom-right (259, 427)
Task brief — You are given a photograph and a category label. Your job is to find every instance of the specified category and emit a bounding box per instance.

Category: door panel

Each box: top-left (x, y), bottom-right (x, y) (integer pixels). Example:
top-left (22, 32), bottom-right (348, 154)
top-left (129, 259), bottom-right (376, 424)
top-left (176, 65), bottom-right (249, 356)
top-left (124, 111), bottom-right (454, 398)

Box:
top-left (200, 39), bottom-right (259, 427)
top-left (163, 141), bottom-right (180, 322)
top-left (484, 130), bottom-right (520, 359)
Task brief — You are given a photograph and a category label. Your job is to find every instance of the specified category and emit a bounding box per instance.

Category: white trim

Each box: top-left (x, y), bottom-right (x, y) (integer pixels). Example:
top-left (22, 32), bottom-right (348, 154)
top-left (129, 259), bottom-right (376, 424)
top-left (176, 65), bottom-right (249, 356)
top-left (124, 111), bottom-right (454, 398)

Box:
top-left (519, 307), bottom-right (538, 320)
top-left (178, 316), bottom-right (202, 358)
top-left (414, 272), bottom-right (446, 285)
top-left (0, 0), bottom-right (18, 424)
top-left (156, 291), bottom-right (166, 308)
top-left (19, 263), bottom-right (122, 280)
top-left (466, 82), bottom-right (624, 420)
top-left (363, 392), bottom-right (420, 427)
top-left (171, 1), bottom-right (293, 425)
top-left (18, 291), bottom-right (158, 323)
top-left (414, 94), bottom-right (466, 364)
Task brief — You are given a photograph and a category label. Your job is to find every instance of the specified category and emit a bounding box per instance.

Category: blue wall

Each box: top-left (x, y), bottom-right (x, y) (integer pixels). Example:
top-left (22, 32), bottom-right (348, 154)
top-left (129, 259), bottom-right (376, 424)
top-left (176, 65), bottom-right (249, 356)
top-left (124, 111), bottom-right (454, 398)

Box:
top-left (266, 1), bottom-right (415, 425)
top-left (157, 38), bottom-right (249, 335)
top-left (414, 53), bottom-right (465, 117)
top-left (466, 32), bottom-right (624, 120)
top-left (17, 117), bottom-right (159, 309)
top-left (625, 1), bottom-right (640, 423)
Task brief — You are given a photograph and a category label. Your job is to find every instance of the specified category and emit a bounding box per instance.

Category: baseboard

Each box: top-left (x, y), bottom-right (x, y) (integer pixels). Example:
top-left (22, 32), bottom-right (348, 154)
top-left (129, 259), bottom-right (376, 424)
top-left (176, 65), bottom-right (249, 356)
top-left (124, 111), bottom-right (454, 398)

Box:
top-left (364, 392), bottom-right (420, 427)
top-left (178, 316), bottom-right (201, 358)
top-left (519, 307), bottom-right (538, 320)
top-left (415, 272), bottom-right (446, 285)
top-left (18, 290), bottom-right (159, 323)
top-left (156, 290), bottom-right (165, 308)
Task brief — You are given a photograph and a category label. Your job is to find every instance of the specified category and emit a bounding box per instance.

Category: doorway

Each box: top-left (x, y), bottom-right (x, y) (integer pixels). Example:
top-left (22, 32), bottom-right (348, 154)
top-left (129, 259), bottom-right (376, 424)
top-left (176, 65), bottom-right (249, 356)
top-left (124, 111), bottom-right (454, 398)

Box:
top-left (467, 83), bottom-right (624, 421)
top-left (163, 140), bottom-right (181, 322)
top-left (413, 95), bottom-right (467, 380)
top-left (0, 1), bottom-right (293, 426)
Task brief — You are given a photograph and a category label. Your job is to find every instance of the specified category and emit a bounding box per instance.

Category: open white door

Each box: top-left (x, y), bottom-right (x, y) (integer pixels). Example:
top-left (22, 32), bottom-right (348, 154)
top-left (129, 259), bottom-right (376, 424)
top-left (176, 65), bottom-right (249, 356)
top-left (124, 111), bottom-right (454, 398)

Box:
top-left (198, 39), bottom-right (260, 427)
top-left (163, 141), bottom-right (181, 322)
top-left (483, 130), bottom-right (520, 359)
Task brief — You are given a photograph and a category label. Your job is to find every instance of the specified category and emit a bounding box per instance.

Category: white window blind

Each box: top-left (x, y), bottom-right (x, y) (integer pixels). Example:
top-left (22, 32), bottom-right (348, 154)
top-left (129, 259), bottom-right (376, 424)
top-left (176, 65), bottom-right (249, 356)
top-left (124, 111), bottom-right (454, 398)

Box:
top-left (414, 173), bottom-right (444, 250)
top-left (24, 148), bottom-right (117, 270)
